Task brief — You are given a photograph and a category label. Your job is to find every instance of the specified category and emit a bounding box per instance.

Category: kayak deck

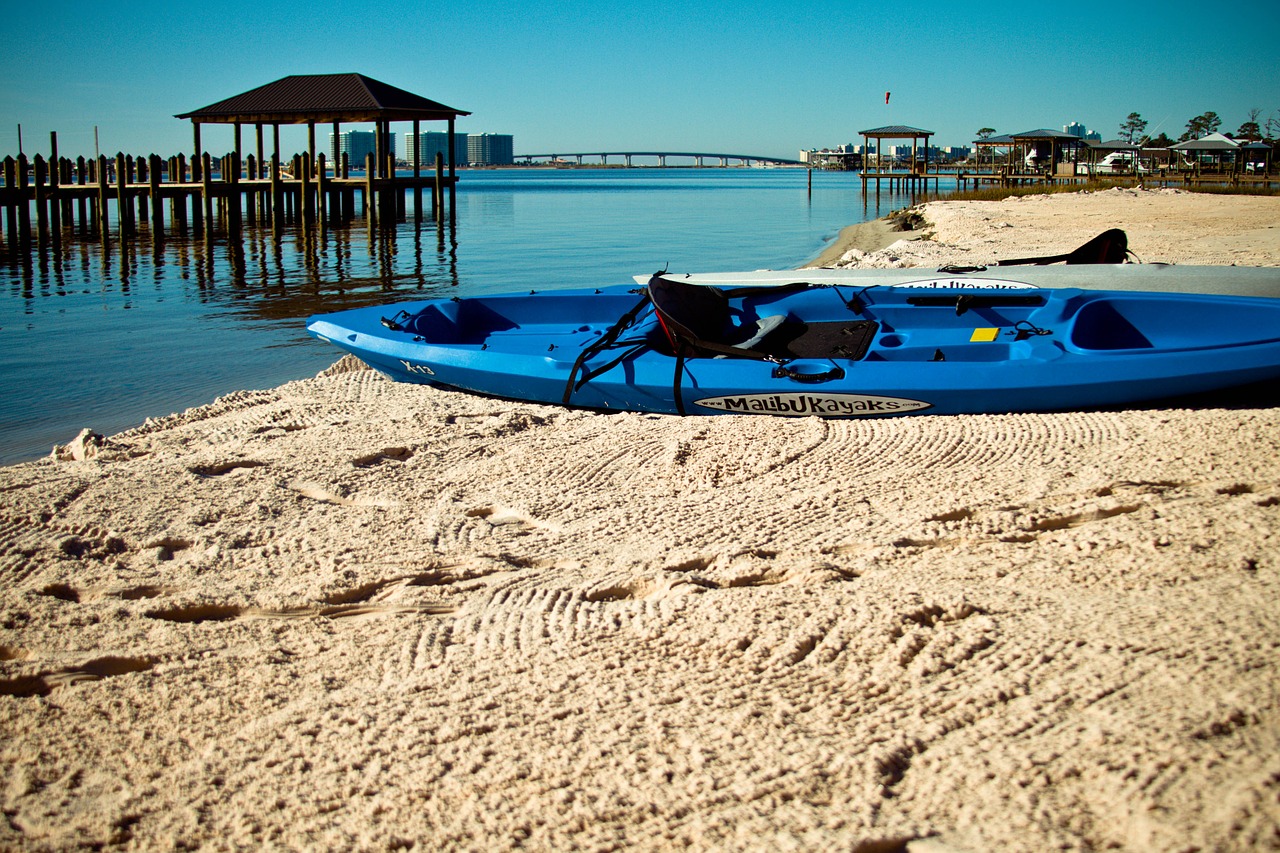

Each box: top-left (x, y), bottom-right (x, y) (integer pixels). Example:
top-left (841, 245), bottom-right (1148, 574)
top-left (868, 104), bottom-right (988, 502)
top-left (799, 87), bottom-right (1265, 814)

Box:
top-left (307, 278), bottom-right (1280, 417)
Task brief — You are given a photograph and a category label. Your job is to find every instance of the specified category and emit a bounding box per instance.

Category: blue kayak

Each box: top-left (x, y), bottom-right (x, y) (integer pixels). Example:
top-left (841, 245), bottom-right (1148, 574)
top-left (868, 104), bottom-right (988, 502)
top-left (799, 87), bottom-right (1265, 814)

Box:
top-left (306, 274), bottom-right (1280, 417)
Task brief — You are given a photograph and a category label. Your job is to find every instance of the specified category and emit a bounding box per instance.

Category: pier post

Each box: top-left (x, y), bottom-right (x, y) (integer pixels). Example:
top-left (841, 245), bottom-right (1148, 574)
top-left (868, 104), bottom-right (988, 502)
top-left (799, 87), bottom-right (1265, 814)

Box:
top-left (115, 152), bottom-right (130, 238)
top-left (228, 152), bottom-right (242, 236)
top-left (365, 152), bottom-right (376, 227)
top-left (201, 152), bottom-right (213, 235)
top-left (95, 155), bottom-right (109, 237)
top-left (316, 153), bottom-right (328, 229)
top-left (245, 154), bottom-right (257, 224)
top-left (4, 157), bottom-right (18, 250)
top-left (300, 153), bottom-right (312, 237)
top-left (135, 156), bottom-right (149, 226)
top-left (290, 154), bottom-right (302, 224)
top-left (48, 134), bottom-right (62, 240)
top-left (411, 119), bottom-right (421, 221)
top-left (434, 153), bottom-right (444, 224)
top-left (149, 154), bottom-right (164, 237)
top-left (33, 155), bottom-right (48, 249)
top-left (270, 153), bottom-right (281, 225)
top-left (341, 152), bottom-right (353, 222)
top-left (174, 154), bottom-right (188, 234)
top-left (255, 123), bottom-right (264, 179)
top-left (62, 157), bottom-right (75, 229)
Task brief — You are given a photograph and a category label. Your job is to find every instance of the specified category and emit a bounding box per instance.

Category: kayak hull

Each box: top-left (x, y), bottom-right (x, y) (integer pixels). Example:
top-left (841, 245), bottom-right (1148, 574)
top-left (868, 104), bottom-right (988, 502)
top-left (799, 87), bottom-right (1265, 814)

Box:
top-left (307, 280), bottom-right (1280, 417)
top-left (638, 264), bottom-right (1280, 298)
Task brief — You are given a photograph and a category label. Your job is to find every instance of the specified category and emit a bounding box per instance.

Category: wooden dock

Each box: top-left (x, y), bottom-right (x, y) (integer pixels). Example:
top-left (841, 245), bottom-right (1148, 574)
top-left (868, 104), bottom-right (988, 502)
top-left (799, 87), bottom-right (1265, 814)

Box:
top-left (1, 141), bottom-right (457, 255)
top-left (859, 172), bottom-right (943, 192)
top-left (956, 168), bottom-right (1278, 191)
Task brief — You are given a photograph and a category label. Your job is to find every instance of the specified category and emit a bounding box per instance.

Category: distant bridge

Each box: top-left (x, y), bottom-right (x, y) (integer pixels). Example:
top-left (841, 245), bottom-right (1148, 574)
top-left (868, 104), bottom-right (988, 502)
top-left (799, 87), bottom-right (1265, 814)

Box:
top-left (516, 151), bottom-right (805, 168)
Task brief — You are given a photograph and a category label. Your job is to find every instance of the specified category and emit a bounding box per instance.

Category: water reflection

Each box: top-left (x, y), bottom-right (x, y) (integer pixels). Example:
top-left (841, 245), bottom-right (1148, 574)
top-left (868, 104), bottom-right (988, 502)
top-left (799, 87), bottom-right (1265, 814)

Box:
top-left (5, 207), bottom-right (460, 324)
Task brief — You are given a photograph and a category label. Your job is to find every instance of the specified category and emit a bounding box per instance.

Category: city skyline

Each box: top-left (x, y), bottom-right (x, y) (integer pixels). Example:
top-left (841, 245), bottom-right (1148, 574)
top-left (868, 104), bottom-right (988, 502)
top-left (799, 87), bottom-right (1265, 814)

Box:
top-left (2, 0), bottom-right (1277, 161)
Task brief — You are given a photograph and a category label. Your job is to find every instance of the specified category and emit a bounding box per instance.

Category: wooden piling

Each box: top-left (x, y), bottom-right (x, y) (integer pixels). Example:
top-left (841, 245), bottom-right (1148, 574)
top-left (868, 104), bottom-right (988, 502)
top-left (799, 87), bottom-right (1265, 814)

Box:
top-left (149, 154), bottom-right (164, 236)
top-left (113, 153), bottom-right (131, 238)
top-left (16, 155), bottom-right (31, 244)
top-left (300, 154), bottom-right (312, 237)
top-left (316, 153), bottom-right (328, 229)
top-left (245, 155), bottom-right (257, 224)
top-left (270, 153), bottom-right (282, 226)
top-left (72, 156), bottom-right (84, 233)
top-left (4, 157), bottom-right (18, 250)
top-left (174, 154), bottom-right (188, 234)
top-left (201, 152), bottom-right (213, 235)
top-left (228, 153), bottom-right (241, 235)
top-left (33, 156), bottom-right (48, 247)
top-left (365, 152), bottom-right (376, 227)
top-left (96, 155), bottom-right (109, 236)
top-left (434, 153), bottom-right (444, 224)
top-left (135, 155), bottom-right (149, 225)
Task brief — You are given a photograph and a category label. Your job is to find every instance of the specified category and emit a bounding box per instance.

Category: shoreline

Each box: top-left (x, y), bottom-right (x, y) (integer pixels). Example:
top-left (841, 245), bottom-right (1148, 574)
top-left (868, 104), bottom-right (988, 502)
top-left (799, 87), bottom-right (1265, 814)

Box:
top-left (806, 212), bottom-right (918, 266)
top-left (3, 189), bottom-right (1279, 850)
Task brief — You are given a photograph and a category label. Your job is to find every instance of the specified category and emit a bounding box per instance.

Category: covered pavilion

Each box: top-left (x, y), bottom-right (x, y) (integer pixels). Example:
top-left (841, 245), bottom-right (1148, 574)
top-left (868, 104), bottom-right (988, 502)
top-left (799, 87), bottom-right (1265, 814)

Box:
top-left (1170, 132), bottom-right (1240, 173)
top-left (972, 133), bottom-right (1013, 170)
top-left (858, 125), bottom-right (934, 173)
top-left (1085, 138), bottom-right (1142, 173)
top-left (1241, 141), bottom-right (1273, 174)
top-left (1008, 128), bottom-right (1087, 174)
top-left (972, 134), bottom-right (1015, 171)
top-left (176, 73), bottom-right (470, 181)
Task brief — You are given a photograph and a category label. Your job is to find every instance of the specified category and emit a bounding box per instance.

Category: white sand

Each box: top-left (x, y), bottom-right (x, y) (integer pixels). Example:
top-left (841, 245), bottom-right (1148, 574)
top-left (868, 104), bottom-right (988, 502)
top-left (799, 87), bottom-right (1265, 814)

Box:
top-left (2, 189), bottom-right (1279, 851)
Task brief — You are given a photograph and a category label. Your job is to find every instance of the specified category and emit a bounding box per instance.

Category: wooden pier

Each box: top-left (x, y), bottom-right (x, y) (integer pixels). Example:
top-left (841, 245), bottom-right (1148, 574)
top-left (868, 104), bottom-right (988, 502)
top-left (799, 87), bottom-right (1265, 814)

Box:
top-left (0, 138), bottom-right (457, 255)
top-left (859, 171), bottom-right (943, 193)
top-left (955, 168), bottom-right (1279, 191)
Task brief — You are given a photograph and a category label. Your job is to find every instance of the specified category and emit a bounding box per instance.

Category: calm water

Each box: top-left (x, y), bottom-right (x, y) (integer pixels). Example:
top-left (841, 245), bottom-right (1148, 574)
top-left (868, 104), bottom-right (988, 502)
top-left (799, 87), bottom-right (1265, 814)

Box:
top-left (1, 168), bottom-right (942, 464)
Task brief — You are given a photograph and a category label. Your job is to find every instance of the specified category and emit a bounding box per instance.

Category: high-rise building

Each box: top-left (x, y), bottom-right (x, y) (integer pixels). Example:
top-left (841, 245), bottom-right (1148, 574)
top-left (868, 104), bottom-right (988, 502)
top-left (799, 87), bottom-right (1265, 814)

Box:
top-left (1063, 122), bottom-right (1102, 142)
top-left (468, 133), bottom-right (514, 166)
top-left (405, 131), bottom-right (469, 169)
top-left (329, 130), bottom-right (391, 170)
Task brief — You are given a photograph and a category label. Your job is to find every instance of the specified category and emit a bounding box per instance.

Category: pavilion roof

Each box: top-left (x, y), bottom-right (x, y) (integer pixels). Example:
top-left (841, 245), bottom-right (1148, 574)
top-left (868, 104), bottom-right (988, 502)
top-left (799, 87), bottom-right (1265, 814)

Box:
top-left (1009, 128), bottom-right (1082, 141)
top-left (1169, 132), bottom-right (1239, 151)
top-left (176, 73), bottom-right (470, 125)
top-left (857, 125), bottom-right (934, 138)
top-left (1090, 138), bottom-right (1141, 151)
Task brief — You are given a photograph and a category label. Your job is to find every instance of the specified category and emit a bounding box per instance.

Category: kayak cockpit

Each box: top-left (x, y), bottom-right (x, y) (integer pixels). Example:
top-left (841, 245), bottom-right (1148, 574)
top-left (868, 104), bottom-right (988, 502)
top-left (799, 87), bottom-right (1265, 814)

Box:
top-left (1068, 295), bottom-right (1280, 352)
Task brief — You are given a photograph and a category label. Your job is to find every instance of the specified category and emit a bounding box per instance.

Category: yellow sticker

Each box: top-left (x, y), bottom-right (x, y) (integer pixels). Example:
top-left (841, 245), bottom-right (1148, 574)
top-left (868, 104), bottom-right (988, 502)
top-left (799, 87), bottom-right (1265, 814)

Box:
top-left (970, 327), bottom-right (999, 342)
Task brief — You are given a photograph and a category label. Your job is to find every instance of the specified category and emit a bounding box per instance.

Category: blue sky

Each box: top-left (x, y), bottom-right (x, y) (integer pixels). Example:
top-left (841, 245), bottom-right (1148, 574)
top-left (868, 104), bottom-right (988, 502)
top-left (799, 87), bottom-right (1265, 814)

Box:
top-left (2, 0), bottom-right (1277, 160)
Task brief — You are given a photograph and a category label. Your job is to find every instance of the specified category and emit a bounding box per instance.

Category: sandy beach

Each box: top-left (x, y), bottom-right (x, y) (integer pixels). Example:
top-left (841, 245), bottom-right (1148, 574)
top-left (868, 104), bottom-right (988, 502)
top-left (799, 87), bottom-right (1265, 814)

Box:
top-left (3, 188), bottom-right (1279, 851)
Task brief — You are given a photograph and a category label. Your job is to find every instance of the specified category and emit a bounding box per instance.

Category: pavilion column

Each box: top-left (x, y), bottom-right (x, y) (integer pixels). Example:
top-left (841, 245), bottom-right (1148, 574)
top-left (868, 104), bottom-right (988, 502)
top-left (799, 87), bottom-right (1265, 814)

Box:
top-left (331, 120), bottom-right (341, 219)
top-left (448, 118), bottom-right (456, 178)
top-left (192, 122), bottom-right (202, 181)
top-left (307, 121), bottom-right (316, 177)
top-left (255, 123), bottom-right (264, 179)
top-left (412, 119), bottom-right (421, 221)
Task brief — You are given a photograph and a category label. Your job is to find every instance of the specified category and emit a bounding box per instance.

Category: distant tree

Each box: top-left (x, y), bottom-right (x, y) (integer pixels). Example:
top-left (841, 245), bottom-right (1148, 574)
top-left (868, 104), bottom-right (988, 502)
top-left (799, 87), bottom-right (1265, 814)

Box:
top-left (1235, 121), bottom-right (1262, 141)
top-left (1119, 113), bottom-right (1148, 144)
top-left (1266, 110), bottom-right (1280, 142)
top-left (1181, 111), bottom-right (1222, 141)
top-left (1145, 132), bottom-right (1174, 148)
top-left (1236, 109), bottom-right (1263, 141)
top-left (975, 128), bottom-right (996, 140)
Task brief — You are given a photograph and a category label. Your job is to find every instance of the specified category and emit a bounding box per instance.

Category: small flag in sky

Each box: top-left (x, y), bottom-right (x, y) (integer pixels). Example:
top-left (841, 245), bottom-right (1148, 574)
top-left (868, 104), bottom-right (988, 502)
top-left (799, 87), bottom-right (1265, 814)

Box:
top-left (885, 91), bottom-right (891, 105)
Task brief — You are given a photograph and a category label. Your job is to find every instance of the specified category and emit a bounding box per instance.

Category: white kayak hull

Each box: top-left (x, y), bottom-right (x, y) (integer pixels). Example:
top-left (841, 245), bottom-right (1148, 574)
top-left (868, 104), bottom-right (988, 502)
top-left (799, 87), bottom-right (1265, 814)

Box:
top-left (635, 265), bottom-right (1280, 298)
